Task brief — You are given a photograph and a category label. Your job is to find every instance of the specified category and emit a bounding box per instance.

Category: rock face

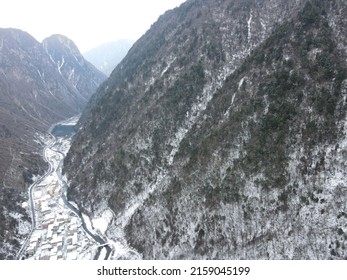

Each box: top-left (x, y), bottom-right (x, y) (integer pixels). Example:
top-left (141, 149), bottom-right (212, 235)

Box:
top-left (64, 0), bottom-right (347, 259)
top-left (0, 28), bottom-right (106, 259)
top-left (42, 34), bottom-right (106, 99)
top-left (84, 40), bottom-right (134, 76)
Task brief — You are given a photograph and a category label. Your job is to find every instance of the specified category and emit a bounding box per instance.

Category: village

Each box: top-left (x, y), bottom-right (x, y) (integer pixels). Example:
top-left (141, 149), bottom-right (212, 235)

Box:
top-left (17, 121), bottom-right (139, 261)
top-left (24, 175), bottom-right (97, 260)
top-left (21, 134), bottom-right (99, 260)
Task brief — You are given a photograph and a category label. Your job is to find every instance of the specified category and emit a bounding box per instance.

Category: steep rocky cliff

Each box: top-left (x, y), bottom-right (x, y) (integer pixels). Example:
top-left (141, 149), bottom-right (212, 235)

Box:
top-left (64, 0), bottom-right (347, 259)
top-left (0, 28), bottom-right (106, 259)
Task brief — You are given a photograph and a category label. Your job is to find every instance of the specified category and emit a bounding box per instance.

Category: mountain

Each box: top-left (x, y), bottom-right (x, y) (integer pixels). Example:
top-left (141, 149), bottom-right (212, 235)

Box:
top-left (84, 40), bottom-right (134, 76)
top-left (0, 28), bottom-right (106, 259)
top-left (64, 0), bottom-right (347, 259)
top-left (42, 34), bottom-right (106, 95)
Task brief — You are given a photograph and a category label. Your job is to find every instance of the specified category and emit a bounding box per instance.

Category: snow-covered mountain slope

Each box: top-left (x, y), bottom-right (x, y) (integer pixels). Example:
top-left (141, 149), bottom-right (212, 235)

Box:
top-left (64, 0), bottom-right (347, 259)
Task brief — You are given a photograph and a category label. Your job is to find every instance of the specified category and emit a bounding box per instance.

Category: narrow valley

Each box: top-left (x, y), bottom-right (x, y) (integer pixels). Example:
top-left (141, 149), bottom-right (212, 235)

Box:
top-left (1, 0), bottom-right (347, 261)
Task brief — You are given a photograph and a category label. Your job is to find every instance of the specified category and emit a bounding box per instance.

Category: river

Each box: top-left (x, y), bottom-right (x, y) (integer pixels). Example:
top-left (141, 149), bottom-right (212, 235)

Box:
top-left (17, 117), bottom-right (112, 260)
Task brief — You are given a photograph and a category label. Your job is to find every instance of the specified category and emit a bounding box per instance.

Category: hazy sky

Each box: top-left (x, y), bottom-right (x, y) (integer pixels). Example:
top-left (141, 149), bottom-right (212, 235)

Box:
top-left (0, 0), bottom-right (186, 52)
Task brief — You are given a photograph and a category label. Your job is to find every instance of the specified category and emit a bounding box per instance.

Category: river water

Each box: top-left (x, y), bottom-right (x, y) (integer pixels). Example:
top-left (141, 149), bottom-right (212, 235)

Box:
top-left (17, 116), bottom-right (141, 260)
top-left (51, 124), bottom-right (76, 138)
top-left (17, 118), bottom-right (112, 260)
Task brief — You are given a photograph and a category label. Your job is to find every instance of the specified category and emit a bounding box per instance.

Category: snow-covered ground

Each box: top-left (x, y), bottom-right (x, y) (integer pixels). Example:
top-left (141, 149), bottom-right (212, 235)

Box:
top-left (22, 135), bottom-right (97, 260)
top-left (19, 116), bottom-right (140, 260)
top-left (19, 118), bottom-right (140, 260)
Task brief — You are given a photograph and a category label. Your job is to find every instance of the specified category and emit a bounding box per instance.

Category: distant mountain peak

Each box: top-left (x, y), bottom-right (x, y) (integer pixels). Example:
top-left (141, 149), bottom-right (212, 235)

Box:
top-left (41, 33), bottom-right (106, 93)
top-left (0, 27), bottom-right (38, 50)
top-left (43, 34), bottom-right (79, 50)
top-left (42, 34), bottom-right (82, 61)
top-left (83, 39), bottom-right (134, 76)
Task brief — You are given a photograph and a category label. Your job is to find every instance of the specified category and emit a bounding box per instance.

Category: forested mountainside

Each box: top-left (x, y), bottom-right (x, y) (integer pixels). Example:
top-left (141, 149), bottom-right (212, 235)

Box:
top-left (64, 0), bottom-right (347, 259)
top-left (0, 28), bottom-right (106, 259)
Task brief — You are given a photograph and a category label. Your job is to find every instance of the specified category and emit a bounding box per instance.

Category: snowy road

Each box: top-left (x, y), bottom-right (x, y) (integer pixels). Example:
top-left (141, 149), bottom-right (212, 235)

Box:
top-left (16, 116), bottom-right (140, 260)
top-left (16, 118), bottom-right (113, 260)
top-left (16, 138), bottom-right (55, 259)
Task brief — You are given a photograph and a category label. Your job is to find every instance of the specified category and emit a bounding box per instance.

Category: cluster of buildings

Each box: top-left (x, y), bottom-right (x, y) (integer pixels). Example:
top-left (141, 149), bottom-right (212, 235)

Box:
top-left (25, 176), bottom-right (97, 260)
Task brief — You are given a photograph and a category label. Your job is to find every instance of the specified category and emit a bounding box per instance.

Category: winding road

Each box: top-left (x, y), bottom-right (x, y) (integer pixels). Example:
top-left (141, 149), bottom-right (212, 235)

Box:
top-left (16, 137), bottom-right (55, 260)
top-left (17, 121), bottom-right (112, 260)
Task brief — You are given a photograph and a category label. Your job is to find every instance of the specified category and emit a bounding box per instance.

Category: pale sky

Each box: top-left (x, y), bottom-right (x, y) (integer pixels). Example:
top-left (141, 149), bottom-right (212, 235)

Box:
top-left (0, 0), bottom-right (186, 52)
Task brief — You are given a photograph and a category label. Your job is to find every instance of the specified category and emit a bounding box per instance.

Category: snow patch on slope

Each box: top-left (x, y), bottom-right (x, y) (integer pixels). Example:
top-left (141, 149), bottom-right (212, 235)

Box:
top-left (92, 209), bottom-right (114, 235)
top-left (247, 11), bottom-right (253, 44)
